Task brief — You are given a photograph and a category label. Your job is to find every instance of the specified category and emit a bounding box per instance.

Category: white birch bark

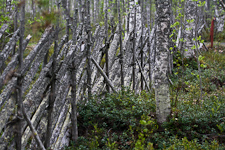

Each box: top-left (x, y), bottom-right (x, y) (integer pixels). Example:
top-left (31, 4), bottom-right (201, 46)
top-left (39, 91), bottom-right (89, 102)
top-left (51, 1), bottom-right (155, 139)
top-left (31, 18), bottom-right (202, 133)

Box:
top-left (215, 1), bottom-right (225, 32)
top-left (155, 0), bottom-right (171, 124)
top-left (184, 0), bottom-right (196, 58)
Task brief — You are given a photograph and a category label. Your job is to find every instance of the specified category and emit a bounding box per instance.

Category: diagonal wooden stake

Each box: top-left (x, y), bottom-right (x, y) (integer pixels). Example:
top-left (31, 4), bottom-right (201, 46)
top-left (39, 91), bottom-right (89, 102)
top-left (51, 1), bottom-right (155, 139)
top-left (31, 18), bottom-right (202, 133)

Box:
top-left (91, 57), bottom-right (117, 93)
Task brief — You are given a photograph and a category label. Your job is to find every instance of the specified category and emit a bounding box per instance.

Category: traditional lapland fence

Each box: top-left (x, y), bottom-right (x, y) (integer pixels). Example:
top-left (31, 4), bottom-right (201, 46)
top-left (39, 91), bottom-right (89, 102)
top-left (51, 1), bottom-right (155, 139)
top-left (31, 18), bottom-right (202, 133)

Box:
top-left (0, 0), bottom-right (211, 149)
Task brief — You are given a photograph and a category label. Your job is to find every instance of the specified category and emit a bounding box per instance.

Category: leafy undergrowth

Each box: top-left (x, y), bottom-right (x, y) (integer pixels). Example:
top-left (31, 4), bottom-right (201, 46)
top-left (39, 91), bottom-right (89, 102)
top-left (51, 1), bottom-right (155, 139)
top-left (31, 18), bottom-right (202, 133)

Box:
top-left (66, 47), bottom-right (225, 150)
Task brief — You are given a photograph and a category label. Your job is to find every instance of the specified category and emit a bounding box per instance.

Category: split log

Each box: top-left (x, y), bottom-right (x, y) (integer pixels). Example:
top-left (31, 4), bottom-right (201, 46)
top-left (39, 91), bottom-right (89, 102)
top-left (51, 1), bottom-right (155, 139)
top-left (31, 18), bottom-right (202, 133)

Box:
top-left (0, 27), bottom-right (53, 108)
top-left (92, 25), bottom-right (119, 93)
top-left (23, 40), bottom-right (70, 115)
top-left (0, 77), bottom-right (17, 109)
top-left (22, 95), bottom-right (49, 148)
top-left (0, 24), bottom-right (9, 39)
top-left (0, 29), bottom-right (20, 69)
top-left (0, 34), bottom-right (32, 89)
top-left (91, 27), bottom-right (105, 84)
top-left (22, 33), bottom-right (55, 95)
top-left (21, 102), bottom-right (46, 150)
top-left (91, 57), bottom-right (117, 93)
top-left (21, 26), bottom-right (53, 74)
top-left (0, 87), bottom-right (16, 132)
top-left (50, 100), bottom-right (69, 147)
top-left (0, 54), bottom-right (18, 89)
top-left (56, 35), bottom-right (68, 57)
top-left (51, 72), bottom-right (70, 129)
top-left (56, 45), bottom-right (76, 79)
top-left (220, 0), bottom-right (225, 10)
top-left (121, 31), bottom-right (133, 87)
top-left (28, 115), bottom-right (48, 149)
top-left (58, 128), bottom-right (70, 149)
top-left (52, 106), bottom-right (71, 149)
top-left (108, 25), bottom-right (119, 68)
top-left (1, 40), bottom-right (69, 148)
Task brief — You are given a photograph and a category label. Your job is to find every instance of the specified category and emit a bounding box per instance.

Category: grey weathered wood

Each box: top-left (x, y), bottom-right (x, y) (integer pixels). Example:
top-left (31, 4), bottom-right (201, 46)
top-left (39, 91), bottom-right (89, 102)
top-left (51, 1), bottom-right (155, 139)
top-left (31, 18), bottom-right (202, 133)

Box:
top-left (22, 26), bottom-right (53, 74)
top-left (108, 25), bottom-right (119, 71)
top-left (133, 4), bottom-right (137, 90)
top-left (22, 34), bottom-right (54, 95)
top-left (0, 78), bottom-right (17, 132)
top-left (104, 0), bottom-right (110, 92)
top-left (0, 28), bottom-right (52, 109)
top-left (51, 72), bottom-right (70, 133)
top-left (16, 1), bottom-right (25, 149)
top-left (140, 0), bottom-right (144, 90)
top-left (56, 35), bottom-right (68, 56)
top-left (123, 30), bottom-right (135, 88)
top-left (86, 0), bottom-right (92, 99)
top-left (28, 115), bottom-right (48, 149)
top-left (21, 103), bottom-right (46, 150)
top-left (22, 44), bottom-right (70, 147)
top-left (91, 57), bottom-right (117, 93)
top-left (21, 41), bottom-right (69, 133)
top-left (56, 45), bottom-right (76, 79)
top-left (45, 29), bottom-right (58, 148)
top-left (70, 5), bottom-right (79, 142)
top-left (91, 26), bottom-right (105, 85)
top-left (136, 58), bottom-right (150, 92)
top-left (118, 0), bottom-right (124, 88)
top-left (220, 0), bottom-right (225, 10)
top-left (22, 95), bottom-right (49, 149)
top-left (0, 24), bottom-right (9, 39)
top-left (53, 107), bottom-right (71, 149)
top-left (92, 25), bottom-right (119, 94)
top-left (0, 54), bottom-right (18, 90)
top-left (0, 29), bottom-right (20, 69)
top-left (50, 98), bottom-right (69, 147)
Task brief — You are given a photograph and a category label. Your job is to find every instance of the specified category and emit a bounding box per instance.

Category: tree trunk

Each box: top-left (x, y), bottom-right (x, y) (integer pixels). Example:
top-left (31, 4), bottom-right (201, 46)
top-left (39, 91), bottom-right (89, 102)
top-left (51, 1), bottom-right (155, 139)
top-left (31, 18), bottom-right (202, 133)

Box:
top-left (117, 0), bottom-right (124, 88)
top-left (15, 0), bottom-right (25, 149)
top-left (104, 0), bottom-right (110, 92)
top-left (140, 0), bottom-right (144, 91)
top-left (155, 0), bottom-right (171, 124)
top-left (132, 4), bottom-right (136, 91)
top-left (45, 2), bottom-right (59, 148)
top-left (184, 0), bottom-right (196, 58)
top-left (86, 0), bottom-right (92, 99)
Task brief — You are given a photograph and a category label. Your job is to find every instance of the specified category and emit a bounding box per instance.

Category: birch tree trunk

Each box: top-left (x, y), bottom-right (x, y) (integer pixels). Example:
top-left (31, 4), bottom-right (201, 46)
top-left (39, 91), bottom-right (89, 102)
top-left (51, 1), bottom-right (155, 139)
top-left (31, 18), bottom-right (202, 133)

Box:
top-left (214, 1), bottom-right (225, 32)
top-left (184, 0), bottom-right (196, 58)
top-left (155, 0), bottom-right (171, 124)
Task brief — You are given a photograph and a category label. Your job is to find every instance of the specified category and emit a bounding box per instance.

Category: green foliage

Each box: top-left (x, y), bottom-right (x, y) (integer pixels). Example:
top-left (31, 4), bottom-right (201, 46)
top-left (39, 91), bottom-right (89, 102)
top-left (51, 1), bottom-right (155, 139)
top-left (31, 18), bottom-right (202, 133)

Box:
top-left (79, 90), bottom-right (155, 131)
top-left (67, 56), bottom-right (225, 149)
top-left (65, 47), bottom-right (225, 150)
top-left (67, 90), bottom-right (155, 149)
top-left (167, 137), bottom-right (220, 150)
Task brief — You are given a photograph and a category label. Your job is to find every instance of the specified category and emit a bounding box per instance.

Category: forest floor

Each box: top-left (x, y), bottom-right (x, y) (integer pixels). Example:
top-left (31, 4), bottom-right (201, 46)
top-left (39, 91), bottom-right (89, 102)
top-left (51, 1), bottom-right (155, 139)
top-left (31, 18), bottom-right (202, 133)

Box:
top-left (65, 45), bottom-right (225, 149)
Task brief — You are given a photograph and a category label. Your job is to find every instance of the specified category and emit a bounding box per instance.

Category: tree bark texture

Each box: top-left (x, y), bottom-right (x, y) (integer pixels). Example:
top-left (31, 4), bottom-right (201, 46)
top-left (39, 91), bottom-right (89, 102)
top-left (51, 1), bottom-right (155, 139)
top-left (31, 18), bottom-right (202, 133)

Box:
top-left (155, 0), bottom-right (171, 124)
top-left (184, 0), bottom-right (196, 58)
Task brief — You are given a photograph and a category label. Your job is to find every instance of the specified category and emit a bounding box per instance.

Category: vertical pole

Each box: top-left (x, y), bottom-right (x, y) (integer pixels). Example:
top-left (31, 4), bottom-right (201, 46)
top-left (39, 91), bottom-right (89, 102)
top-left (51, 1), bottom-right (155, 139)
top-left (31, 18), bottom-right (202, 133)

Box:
top-left (87, 0), bottom-right (92, 99)
top-left (118, 0), bottom-right (124, 89)
top-left (133, 3), bottom-right (136, 91)
top-left (105, 0), bottom-right (110, 92)
top-left (15, 0), bottom-right (25, 149)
